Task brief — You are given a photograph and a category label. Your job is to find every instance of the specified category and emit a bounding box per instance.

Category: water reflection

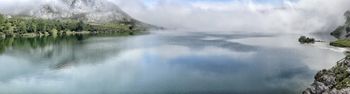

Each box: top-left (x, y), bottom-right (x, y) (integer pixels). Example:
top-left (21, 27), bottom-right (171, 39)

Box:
top-left (0, 31), bottom-right (345, 94)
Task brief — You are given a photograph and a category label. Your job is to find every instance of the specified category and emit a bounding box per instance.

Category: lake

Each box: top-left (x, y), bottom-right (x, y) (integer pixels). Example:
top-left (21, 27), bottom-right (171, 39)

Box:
top-left (0, 30), bottom-right (345, 94)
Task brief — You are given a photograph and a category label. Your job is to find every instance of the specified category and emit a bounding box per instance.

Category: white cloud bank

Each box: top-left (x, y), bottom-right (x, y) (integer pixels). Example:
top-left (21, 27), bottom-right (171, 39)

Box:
top-left (112, 0), bottom-right (350, 33)
top-left (1, 0), bottom-right (350, 33)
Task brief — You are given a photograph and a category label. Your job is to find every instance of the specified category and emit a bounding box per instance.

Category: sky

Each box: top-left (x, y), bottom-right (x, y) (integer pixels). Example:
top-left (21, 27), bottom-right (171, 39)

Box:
top-left (109, 0), bottom-right (350, 33)
top-left (0, 0), bottom-right (350, 34)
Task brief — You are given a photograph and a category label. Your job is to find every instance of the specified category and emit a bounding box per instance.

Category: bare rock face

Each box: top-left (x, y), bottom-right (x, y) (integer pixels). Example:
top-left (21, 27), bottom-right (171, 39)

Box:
top-left (331, 11), bottom-right (350, 39)
top-left (303, 56), bottom-right (350, 94)
top-left (29, 0), bottom-right (134, 23)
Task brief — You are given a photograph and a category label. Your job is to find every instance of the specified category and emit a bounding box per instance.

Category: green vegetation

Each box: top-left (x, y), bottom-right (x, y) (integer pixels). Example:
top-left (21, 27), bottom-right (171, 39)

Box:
top-left (332, 56), bottom-right (350, 90)
top-left (335, 77), bottom-right (350, 90)
top-left (311, 56), bottom-right (350, 90)
top-left (330, 39), bottom-right (350, 47)
top-left (304, 55), bottom-right (350, 93)
top-left (298, 36), bottom-right (315, 44)
top-left (0, 13), bottom-right (140, 38)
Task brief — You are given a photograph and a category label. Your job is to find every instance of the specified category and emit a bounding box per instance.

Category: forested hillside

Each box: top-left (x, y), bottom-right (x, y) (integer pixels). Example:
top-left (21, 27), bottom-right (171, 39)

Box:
top-left (0, 14), bottom-right (137, 37)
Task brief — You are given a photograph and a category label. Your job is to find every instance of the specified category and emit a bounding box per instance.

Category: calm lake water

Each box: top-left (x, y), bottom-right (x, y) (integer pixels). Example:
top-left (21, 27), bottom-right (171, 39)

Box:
top-left (0, 30), bottom-right (345, 94)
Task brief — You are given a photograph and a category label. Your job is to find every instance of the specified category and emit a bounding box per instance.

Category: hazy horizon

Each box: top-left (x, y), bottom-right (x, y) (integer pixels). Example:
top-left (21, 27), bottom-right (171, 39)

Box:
top-left (0, 0), bottom-right (349, 33)
top-left (0, 0), bottom-right (349, 94)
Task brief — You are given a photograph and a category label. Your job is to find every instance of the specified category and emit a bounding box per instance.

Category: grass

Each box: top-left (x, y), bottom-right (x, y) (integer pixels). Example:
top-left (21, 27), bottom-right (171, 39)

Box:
top-left (336, 78), bottom-right (350, 90)
top-left (330, 39), bottom-right (350, 47)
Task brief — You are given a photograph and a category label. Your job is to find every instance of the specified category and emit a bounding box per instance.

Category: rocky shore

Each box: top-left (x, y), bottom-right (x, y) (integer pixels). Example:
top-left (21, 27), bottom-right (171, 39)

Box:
top-left (303, 55), bottom-right (350, 94)
top-left (302, 10), bottom-right (350, 94)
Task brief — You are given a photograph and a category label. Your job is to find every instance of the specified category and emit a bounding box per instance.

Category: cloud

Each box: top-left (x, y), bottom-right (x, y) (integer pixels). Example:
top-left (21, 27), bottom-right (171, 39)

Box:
top-left (0, 0), bottom-right (44, 14)
top-left (0, 0), bottom-right (350, 33)
top-left (112, 0), bottom-right (350, 33)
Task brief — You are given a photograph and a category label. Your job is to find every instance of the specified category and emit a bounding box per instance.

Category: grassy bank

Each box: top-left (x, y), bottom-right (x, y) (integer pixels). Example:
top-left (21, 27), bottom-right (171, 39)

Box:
top-left (330, 39), bottom-right (350, 47)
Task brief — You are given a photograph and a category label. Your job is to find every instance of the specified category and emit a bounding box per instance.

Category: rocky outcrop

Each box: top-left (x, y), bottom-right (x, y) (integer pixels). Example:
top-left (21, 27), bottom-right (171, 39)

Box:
top-left (303, 56), bottom-right (350, 94)
top-left (331, 11), bottom-right (350, 39)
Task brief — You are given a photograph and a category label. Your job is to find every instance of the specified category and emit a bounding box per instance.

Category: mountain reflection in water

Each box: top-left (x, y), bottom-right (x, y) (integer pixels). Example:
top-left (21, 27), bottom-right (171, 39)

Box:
top-left (0, 31), bottom-right (345, 94)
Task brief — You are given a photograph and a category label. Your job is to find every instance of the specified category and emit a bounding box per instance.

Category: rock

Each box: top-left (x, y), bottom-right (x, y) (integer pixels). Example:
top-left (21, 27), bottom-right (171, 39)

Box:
top-left (304, 56), bottom-right (350, 94)
top-left (331, 11), bottom-right (350, 39)
top-left (30, 0), bottom-right (133, 23)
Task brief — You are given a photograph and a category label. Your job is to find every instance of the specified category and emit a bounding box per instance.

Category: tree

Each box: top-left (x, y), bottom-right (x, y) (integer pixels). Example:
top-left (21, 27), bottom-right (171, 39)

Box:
top-left (0, 14), bottom-right (5, 33)
top-left (37, 21), bottom-right (48, 32)
top-left (76, 20), bottom-right (85, 32)
top-left (18, 22), bottom-right (27, 33)
top-left (298, 36), bottom-right (315, 44)
top-left (0, 14), bottom-right (4, 24)
top-left (49, 28), bottom-right (58, 36)
top-left (28, 22), bottom-right (37, 33)
top-left (3, 22), bottom-right (14, 34)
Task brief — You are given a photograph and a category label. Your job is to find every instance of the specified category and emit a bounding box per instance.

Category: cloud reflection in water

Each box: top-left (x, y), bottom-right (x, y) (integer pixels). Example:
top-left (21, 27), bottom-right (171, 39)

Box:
top-left (0, 31), bottom-right (344, 94)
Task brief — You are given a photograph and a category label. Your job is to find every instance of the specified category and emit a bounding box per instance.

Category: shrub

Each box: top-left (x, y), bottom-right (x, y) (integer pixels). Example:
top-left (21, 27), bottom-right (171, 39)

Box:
top-left (298, 36), bottom-right (315, 44)
top-left (48, 28), bottom-right (58, 36)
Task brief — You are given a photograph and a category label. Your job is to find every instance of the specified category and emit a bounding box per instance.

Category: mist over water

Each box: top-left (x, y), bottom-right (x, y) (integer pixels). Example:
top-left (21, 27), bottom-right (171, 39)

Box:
top-left (0, 0), bottom-right (349, 93)
top-left (1, 0), bottom-right (350, 33)
top-left (0, 31), bottom-right (344, 94)
top-left (113, 0), bottom-right (350, 33)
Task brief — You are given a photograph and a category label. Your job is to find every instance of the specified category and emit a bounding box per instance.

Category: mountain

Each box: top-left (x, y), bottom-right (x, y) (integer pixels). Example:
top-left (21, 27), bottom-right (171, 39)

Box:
top-left (331, 11), bottom-right (350, 39)
top-left (32, 0), bottom-right (133, 23)
top-left (3, 0), bottom-right (153, 29)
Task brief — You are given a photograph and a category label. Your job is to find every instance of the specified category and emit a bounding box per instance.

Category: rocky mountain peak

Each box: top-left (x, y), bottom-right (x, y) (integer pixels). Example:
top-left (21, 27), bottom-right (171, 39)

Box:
top-left (30, 0), bottom-right (133, 23)
top-left (331, 11), bottom-right (350, 39)
top-left (344, 11), bottom-right (350, 24)
top-left (345, 11), bottom-right (350, 18)
top-left (62, 0), bottom-right (97, 6)
top-left (60, 0), bottom-right (109, 11)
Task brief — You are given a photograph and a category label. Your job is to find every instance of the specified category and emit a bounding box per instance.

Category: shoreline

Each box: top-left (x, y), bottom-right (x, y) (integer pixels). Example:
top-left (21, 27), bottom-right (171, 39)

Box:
top-left (0, 30), bottom-right (144, 39)
top-left (303, 55), bottom-right (350, 94)
top-left (301, 38), bottom-right (350, 93)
